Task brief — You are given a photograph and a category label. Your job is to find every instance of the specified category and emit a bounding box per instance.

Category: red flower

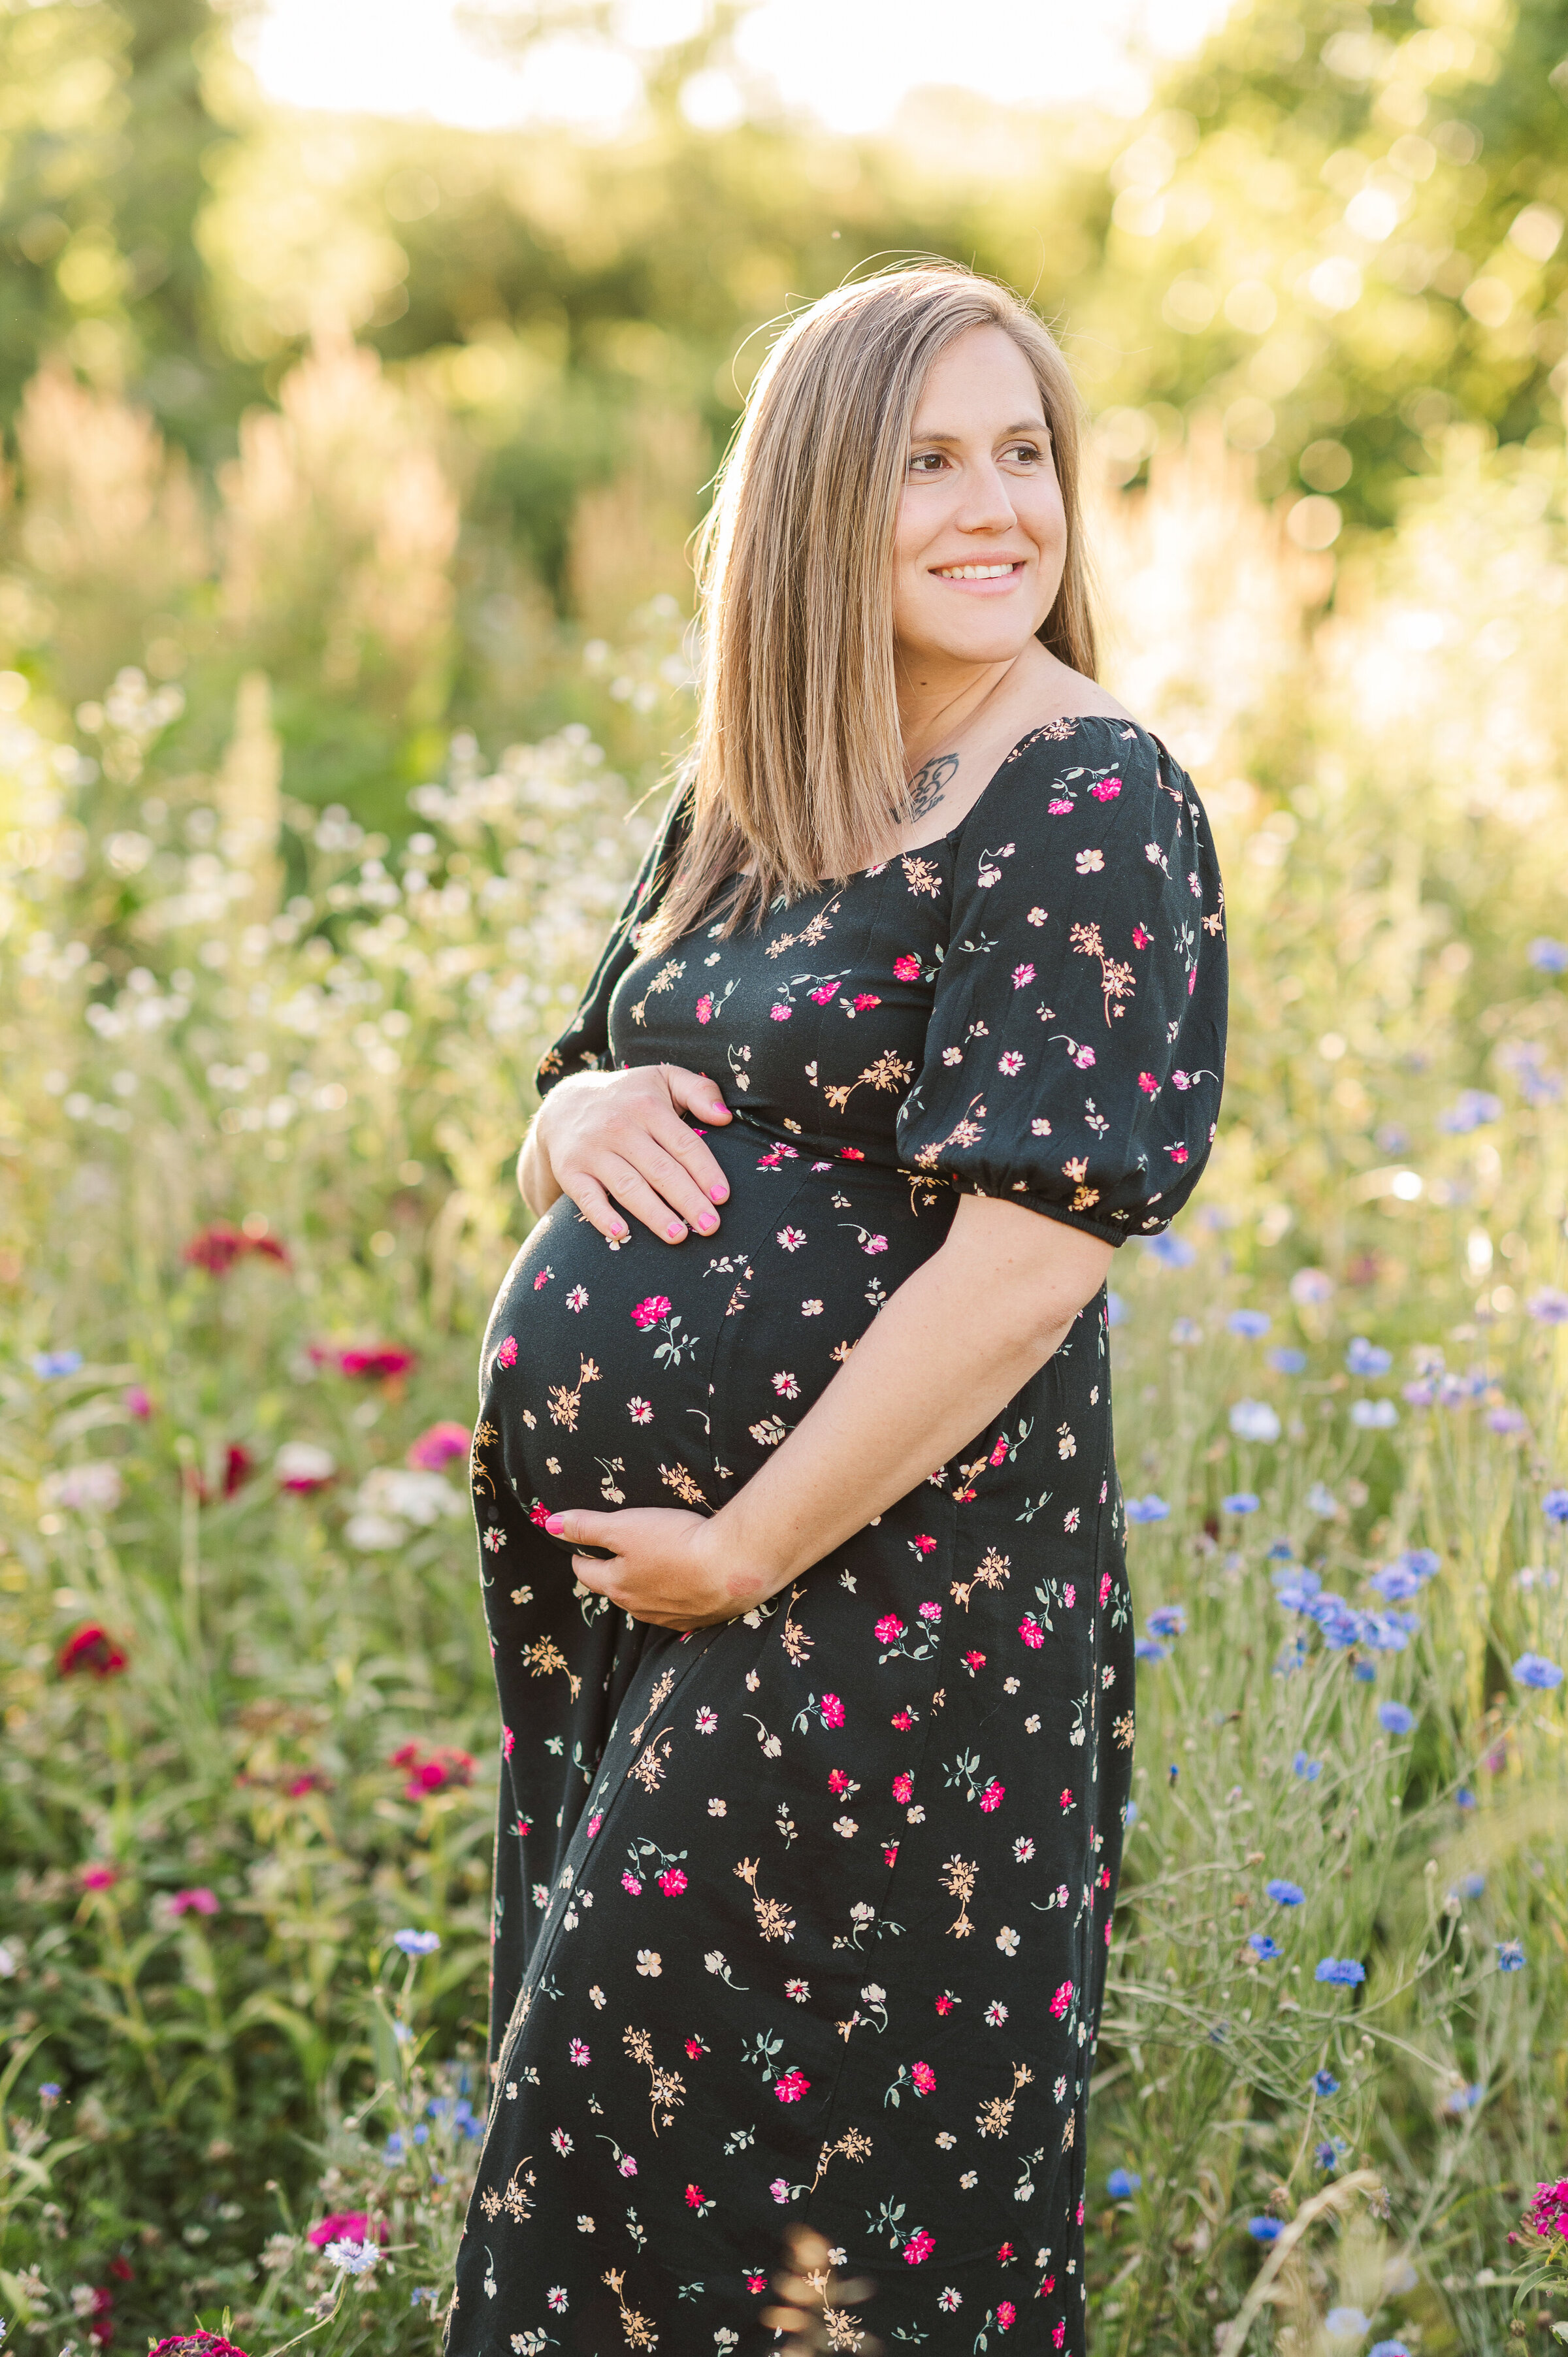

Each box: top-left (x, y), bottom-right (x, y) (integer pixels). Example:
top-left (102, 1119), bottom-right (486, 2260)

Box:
top-left (657, 1867), bottom-right (688, 1896)
top-left (222, 1443), bottom-right (254, 1499)
top-left (902, 2228), bottom-right (935, 2265)
top-left (148, 2339), bottom-right (250, 2357)
top-left (774, 2069), bottom-right (811, 2103)
top-left (745, 2273), bottom-right (767, 2294)
top-left (1137, 1071), bottom-right (1159, 1096)
top-left (840, 1146), bottom-right (865, 1160)
top-left (998, 2300), bottom-right (1017, 2328)
top-left (391, 1742), bottom-right (474, 1798)
top-left (828, 1769), bottom-right (852, 1794)
top-left (911, 2060), bottom-right (936, 2094)
top-left (882, 1842), bottom-right (898, 1867)
top-left (685, 2183), bottom-right (706, 2207)
top-left (891, 1772), bottom-right (913, 1803)
top-left (1132, 924), bottom-right (1151, 949)
top-left (996, 2242), bottom-right (1015, 2263)
top-left (286, 1771), bottom-right (327, 1797)
top-left (108, 2261), bottom-right (134, 2284)
top-left (685, 2038), bottom-right (704, 2059)
top-left (1018, 1616), bottom-right (1045, 1650)
top-left (408, 1422), bottom-right (470, 1469)
top-left (891, 1710), bottom-right (913, 1731)
top-left (339, 1344), bottom-right (415, 1380)
top-left (934, 1992), bottom-right (955, 2015)
top-left (307, 2212), bottom-right (387, 2249)
top-left (989, 1436), bottom-right (1008, 1467)
top-left (58, 1623), bottom-right (128, 1679)
top-left (529, 1499), bottom-right (553, 1526)
top-left (853, 993), bottom-right (881, 1012)
top-left (495, 1336), bottom-right (519, 1369)
top-left (81, 1863), bottom-right (118, 1891)
top-left (913, 1535), bottom-right (936, 1554)
top-left (182, 1223), bottom-right (244, 1275)
top-left (894, 954), bottom-right (921, 981)
top-left (631, 1296), bottom-right (672, 1330)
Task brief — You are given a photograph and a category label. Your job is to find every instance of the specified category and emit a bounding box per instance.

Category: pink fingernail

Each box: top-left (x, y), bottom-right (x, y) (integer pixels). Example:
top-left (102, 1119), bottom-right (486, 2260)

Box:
top-left (668, 1221), bottom-right (685, 1241)
top-left (710, 1186), bottom-right (727, 1204)
top-left (697, 1214), bottom-right (718, 1234)
top-left (544, 1513), bottom-right (566, 1535)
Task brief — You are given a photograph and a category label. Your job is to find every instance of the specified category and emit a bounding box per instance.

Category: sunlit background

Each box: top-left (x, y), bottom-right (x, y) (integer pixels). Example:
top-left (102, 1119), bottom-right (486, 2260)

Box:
top-left (2, 3), bottom-right (1567, 2353)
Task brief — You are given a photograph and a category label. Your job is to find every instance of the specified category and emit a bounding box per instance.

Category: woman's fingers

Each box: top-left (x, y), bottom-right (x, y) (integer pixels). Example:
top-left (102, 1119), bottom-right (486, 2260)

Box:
top-left (662, 1064), bottom-right (732, 1128)
top-left (561, 1169), bottom-right (631, 1246)
top-left (566, 1150), bottom-right (712, 1246)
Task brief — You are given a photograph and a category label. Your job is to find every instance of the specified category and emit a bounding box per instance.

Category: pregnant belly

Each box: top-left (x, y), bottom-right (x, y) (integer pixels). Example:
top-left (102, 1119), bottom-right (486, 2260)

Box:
top-left (478, 1121), bottom-right (956, 1529)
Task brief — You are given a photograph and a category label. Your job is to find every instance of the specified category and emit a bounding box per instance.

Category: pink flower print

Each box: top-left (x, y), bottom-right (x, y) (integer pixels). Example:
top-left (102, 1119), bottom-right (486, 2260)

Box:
top-left (1060, 1788), bottom-right (1076, 1812)
top-left (1137, 1071), bottom-right (1160, 1096)
top-left (1132, 924), bottom-right (1151, 949)
top-left (989, 1436), bottom-right (1008, 1467)
top-left (657, 1867), bottom-right (687, 1896)
top-left (684, 2184), bottom-right (708, 2210)
top-left (911, 2060), bottom-right (936, 2094)
top-left (894, 954), bottom-right (922, 981)
top-left (808, 983), bottom-right (836, 1004)
top-left (776, 1227), bottom-right (807, 1252)
top-left (1070, 1043), bottom-right (1096, 1069)
top-left (964, 1650), bottom-right (987, 1675)
top-left (998, 2301), bottom-right (1017, 2329)
top-left (746, 2271), bottom-right (768, 2293)
top-left (1019, 1616), bottom-right (1045, 1649)
top-left (935, 1991), bottom-right (956, 2015)
top-left (892, 1709), bottom-right (914, 1730)
top-left (1090, 777), bottom-right (1122, 801)
top-left (1011, 962), bottom-right (1036, 988)
top-left (913, 1534), bottom-right (937, 1555)
top-left (770, 1003), bottom-right (792, 1020)
top-left (529, 1501), bottom-right (553, 1527)
top-left (853, 992), bottom-right (881, 1012)
top-left (621, 1871), bottom-right (643, 1896)
top-left (618, 2154), bottom-right (638, 2176)
top-left (775, 2069), bottom-right (811, 2103)
top-left (516, 1814), bottom-right (532, 1838)
top-left (1064, 1508), bottom-right (1081, 1533)
top-left (998, 1051), bottom-right (1025, 1076)
top-left (566, 1284), bottom-right (589, 1312)
top-left (533, 1266), bottom-right (554, 1291)
top-left (1166, 1143), bottom-right (1190, 1164)
top-left (627, 1397), bottom-right (653, 1423)
top-left (828, 1768), bottom-right (853, 1795)
top-left (568, 2038), bottom-right (591, 2065)
top-left (1099, 1571), bottom-right (1112, 1606)
top-left (1049, 798), bottom-right (1074, 816)
top-left (1052, 2324), bottom-right (1066, 2349)
top-left (1171, 1069), bottom-right (1194, 1090)
top-left (875, 1615), bottom-right (906, 1644)
top-left (695, 994), bottom-right (713, 1024)
top-left (585, 1810), bottom-right (602, 1836)
top-left (862, 1233), bottom-right (889, 1255)
top-left (917, 1600), bottom-right (941, 1623)
top-left (821, 1694), bottom-right (845, 1727)
top-left (1050, 1979), bottom-right (1073, 2020)
top-left (996, 2243), bottom-right (1015, 2264)
top-left (686, 2036), bottom-right (707, 2057)
top-left (1063, 1584), bottom-right (1076, 1608)
top-left (631, 1295), bottom-right (671, 1329)
top-left (979, 1778), bottom-right (1005, 1812)
top-left (496, 1335), bottom-right (519, 1369)
top-left (1055, 1883), bottom-right (1069, 1907)
top-left (902, 2229), bottom-right (936, 2266)
top-left (883, 1840), bottom-right (899, 1867)
top-left (501, 1725), bottom-right (515, 1759)
top-left (840, 1146), bottom-right (864, 1160)
top-left (891, 1770), bottom-right (915, 1803)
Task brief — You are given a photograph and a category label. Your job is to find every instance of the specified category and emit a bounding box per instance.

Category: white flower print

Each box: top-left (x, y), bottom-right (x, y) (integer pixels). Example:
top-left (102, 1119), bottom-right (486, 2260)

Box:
top-left (1030, 1116), bottom-right (1053, 1137)
top-left (801, 1299), bottom-right (823, 1316)
top-left (483, 1525), bottom-right (506, 1552)
top-left (1075, 847), bottom-right (1105, 875)
top-left (547, 2290), bottom-right (568, 2313)
top-left (566, 1285), bottom-right (589, 1312)
top-left (996, 1925), bottom-right (1021, 1955)
top-left (985, 2000), bottom-right (1010, 2025)
top-left (998, 1051), bottom-right (1025, 1075)
top-left (776, 1226), bottom-right (806, 1252)
top-left (550, 2128), bottom-right (573, 2156)
top-left (1027, 905), bottom-right (1046, 924)
top-left (786, 1978), bottom-right (810, 2002)
top-left (941, 1045), bottom-right (964, 1065)
top-left (627, 1397), bottom-right (653, 1423)
top-left (636, 1949), bottom-right (662, 1976)
top-left (939, 2289), bottom-right (963, 2312)
top-left (1013, 1836), bottom-right (1036, 1862)
top-left (832, 1816), bottom-right (858, 1838)
top-left (960, 2170), bottom-right (979, 2188)
top-left (695, 1707), bottom-right (717, 1732)
top-left (589, 1985), bottom-right (605, 2008)
top-left (772, 1371), bottom-right (800, 1398)
top-left (576, 2215), bottom-right (595, 2234)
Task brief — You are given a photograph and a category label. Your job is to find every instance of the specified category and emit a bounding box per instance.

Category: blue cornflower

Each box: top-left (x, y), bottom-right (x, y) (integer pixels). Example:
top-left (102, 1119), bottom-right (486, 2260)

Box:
top-left (1438, 1091), bottom-right (1501, 1134)
top-left (1247, 1933), bottom-right (1282, 1961)
top-left (1345, 1337), bottom-right (1392, 1376)
top-left (1368, 1563), bottom-right (1421, 1602)
top-left (1315, 2136), bottom-right (1350, 2172)
top-left (1229, 1310), bottom-right (1271, 1339)
top-left (1141, 1233), bottom-right (1196, 1269)
top-left (1352, 1661), bottom-right (1377, 1683)
top-left (1106, 1292), bottom-right (1128, 1327)
top-left (30, 1350), bottom-right (83, 1378)
top-left (1292, 1752), bottom-right (1322, 1781)
top-left (1527, 1288), bottom-right (1568, 1325)
top-left (1124, 1801), bottom-right (1139, 1827)
top-left (1529, 937), bottom-right (1568, 972)
top-left (1147, 1604), bottom-right (1186, 1638)
top-left (1512, 1650), bottom-right (1563, 1689)
top-left (1351, 1399), bottom-right (1399, 1430)
top-left (1326, 2307), bottom-right (1371, 2338)
top-left (1456, 1785), bottom-right (1477, 1810)
top-left (1230, 1399), bottom-right (1281, 1442)
top-left (1369, 2343), bottom-right (1413, 2357)
top-left (1305, 1480), bottom-right (1339, 1516)
top-left (1222, 1491), bottom-right (1260, 1515)
top-left (1126, 1494), bottom-right (1170, 1523)
top-left (1542, 1491), bottom-right (1568, 1523)
top-left (393, 1928), bottom-right (442, 1955)
top-left (325, 2241), bottom-right (380, 2276)
top-left (385, 2132), bottom-right (405, 2158)
top-left (1311, 2070), bottom-right (1339, 2096)
top-left (1266, 1879), bottom-right (1305, 1906)
top-left (1106, 2168), bottom-right (1141, 2198)
top-left (1458, 1872), bottom-right (1485, 1899)
top-left (1246, 2217), bottom-right (1282, 2242)
top-left (1171, 1316), bottom-right (1203, 1345)
top-left (1268, 1347), bottom-right (1308, 1374)
top-left (1440, 2084), bottom-right (1484, 2115)
top-left (1496, 1939), bottom-right (1526, 1972)
top-left (1377, 1701), bottom-right (1416, 1736)
top-left (1135, 1637), bottom-right (1169, 1663)
top-left (1315, 1956), bottom-right (1366, 1986)
top-left (39, 2083), bottom-right (61, 2102)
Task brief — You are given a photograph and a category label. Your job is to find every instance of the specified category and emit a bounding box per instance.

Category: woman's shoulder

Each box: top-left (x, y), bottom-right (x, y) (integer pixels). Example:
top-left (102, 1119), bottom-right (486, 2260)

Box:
top-left (973, 706), bottom-right (1195, 837)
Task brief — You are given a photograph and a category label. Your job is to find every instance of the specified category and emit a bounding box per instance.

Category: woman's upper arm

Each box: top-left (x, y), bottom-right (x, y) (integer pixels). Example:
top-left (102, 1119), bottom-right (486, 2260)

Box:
top-left (944, 1191), bottom-right (1113, 1341)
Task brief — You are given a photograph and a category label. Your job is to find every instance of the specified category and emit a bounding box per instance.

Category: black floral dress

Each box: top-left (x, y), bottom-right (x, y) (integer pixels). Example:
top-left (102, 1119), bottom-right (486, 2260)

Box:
top-left (450, 718), bottom-right (1226, 2356)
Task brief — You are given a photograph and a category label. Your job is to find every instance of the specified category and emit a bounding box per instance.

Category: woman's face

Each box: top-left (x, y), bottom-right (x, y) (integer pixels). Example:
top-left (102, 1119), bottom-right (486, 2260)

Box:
top-left (890, 323), bottom-right (1068, 675)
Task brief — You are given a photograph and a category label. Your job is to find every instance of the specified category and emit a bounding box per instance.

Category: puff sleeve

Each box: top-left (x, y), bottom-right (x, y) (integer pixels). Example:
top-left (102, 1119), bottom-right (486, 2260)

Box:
top-left (896, 721), bottom-right (1227, 1244)
top-left (534, 783), bottom-right (693, 1096)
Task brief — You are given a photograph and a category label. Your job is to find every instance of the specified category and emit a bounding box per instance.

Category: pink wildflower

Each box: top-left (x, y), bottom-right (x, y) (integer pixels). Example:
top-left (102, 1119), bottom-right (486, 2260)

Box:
top-left (80, 1863), bottom-right (118, 1891)
top-left (339, 1344), bottom-right (414, 1381)
top-left (169, 1887), bottom-right (219, 1917)
top-left (408, 1422), bottom-right (470, 1470)
top-left (58, 1623), bottom-right (128, 1679)
top-left (307, 2213), bottom-right (385, 2250)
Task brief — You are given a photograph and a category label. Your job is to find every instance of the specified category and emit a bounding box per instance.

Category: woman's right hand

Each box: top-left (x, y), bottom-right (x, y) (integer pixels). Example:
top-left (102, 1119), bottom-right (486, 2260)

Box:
top-left (519, 1064), bottom-right (734, 1245)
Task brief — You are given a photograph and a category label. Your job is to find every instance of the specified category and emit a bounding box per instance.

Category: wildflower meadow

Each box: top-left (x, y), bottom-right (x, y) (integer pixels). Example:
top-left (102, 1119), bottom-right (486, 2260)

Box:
top-left (2, 2), bottom-right (1567, 2353)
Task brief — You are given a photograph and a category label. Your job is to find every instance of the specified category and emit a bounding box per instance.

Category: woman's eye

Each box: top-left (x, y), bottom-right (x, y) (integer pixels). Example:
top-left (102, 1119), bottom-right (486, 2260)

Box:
top-left (908, 451), bottom-right (945, 474)
top-left (1006, 442), bottom-right (1043, 464)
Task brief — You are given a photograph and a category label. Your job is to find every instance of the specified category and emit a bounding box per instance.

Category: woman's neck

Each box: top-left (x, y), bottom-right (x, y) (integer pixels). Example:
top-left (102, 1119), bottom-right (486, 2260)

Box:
top-left (894, 648), bottom-right (1025, 778)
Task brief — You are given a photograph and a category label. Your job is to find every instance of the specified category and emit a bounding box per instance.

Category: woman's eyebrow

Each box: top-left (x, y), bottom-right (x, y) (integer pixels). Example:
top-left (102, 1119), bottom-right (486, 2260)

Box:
top-left (909, 419), bottom-right (1049, 444)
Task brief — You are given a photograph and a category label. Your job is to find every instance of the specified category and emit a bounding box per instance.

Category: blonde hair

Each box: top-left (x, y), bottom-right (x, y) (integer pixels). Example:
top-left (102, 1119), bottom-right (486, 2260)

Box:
top-left (644, 263), bottom-right (1096, 950)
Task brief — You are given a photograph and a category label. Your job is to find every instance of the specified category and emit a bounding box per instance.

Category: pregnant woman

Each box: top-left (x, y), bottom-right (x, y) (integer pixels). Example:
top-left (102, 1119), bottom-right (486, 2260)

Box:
top-left (449, 265), bottom-right (1226, 2356)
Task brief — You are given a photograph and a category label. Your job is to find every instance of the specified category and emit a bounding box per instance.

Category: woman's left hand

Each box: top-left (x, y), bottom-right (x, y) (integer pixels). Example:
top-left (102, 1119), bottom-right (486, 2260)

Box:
top-left (545, 1505), bottom-right (776, 1631)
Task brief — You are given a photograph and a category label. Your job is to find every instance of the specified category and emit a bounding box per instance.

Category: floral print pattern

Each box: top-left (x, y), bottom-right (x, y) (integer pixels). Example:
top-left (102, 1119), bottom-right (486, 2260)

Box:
top-left (449, 719), bottom-right (1227, 2354)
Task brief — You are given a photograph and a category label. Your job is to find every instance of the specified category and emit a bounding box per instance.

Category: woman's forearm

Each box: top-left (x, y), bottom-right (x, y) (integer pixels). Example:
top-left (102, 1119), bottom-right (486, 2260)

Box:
top-left (517, 1113), bottom-right (563, 1218)
top-left (710, 1195), bottom-right (1112, 1593)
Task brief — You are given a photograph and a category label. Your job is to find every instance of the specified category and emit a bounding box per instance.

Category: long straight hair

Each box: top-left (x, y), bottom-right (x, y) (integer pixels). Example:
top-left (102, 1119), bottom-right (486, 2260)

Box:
top-left (642, 263), bottom-right (1096, 951)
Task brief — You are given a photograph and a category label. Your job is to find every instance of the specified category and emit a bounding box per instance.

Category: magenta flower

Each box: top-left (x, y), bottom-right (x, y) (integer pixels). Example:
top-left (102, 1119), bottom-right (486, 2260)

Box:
top-left (695, 994), bottom-right (713, 1024)
top-left (894, 954), bottom-right (921, 981)
top-left (1050, 1979), bottom-right (1073, 2020)
top-left (495, 1335), bottom-right (519, 1369)
top-left (169, 1887), bottom-right (219, 1917)
top-left (408, 1422), bottom-right (470, 1471)
top-left (621, 1872), bottom-right (643, 1896)
top-left (80, 1862), bottom-right (118, 1891)
top-left (657, 1868), bottom-right (688, 1896)
top-left (902, 2228), bottom-right (936, 2265)
top-left (1019, 1615), bottom-right (1045, 1649)
top-left (875, 1614), bottom-right (906, 1644)
top-left (1011, 963), bottom-right (1036, 987)
top-left (775, 2069), bottom-right (811, 2102)
top-left (1090, 778), bottom-right (1122, 801)
top-left (631, 1296), bottom-right (671, 1329)
top-left (770, 1003), bottom-right (792, 1020)
top-left (307, 2212), bottom-right (384, 2250)
top-left (911, 2060), bottom-right (936, 2094)
top-left (338, 1344), bottom-right (414, 1380)
top-left (58, 1623), bottom-right (128, 1679)
top-left (979, 1779), bottom-right (1005, 1812)
top-left (822, 1695), bottom-right (845, 1727)
top-left (125, 1385), bottom-right (152, 1419)
top-left (892, 1772), bottom-right (914, 1803)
